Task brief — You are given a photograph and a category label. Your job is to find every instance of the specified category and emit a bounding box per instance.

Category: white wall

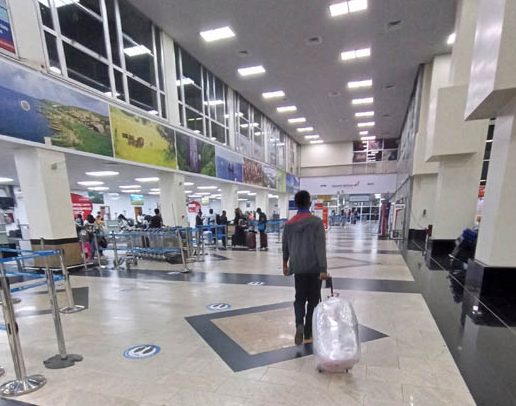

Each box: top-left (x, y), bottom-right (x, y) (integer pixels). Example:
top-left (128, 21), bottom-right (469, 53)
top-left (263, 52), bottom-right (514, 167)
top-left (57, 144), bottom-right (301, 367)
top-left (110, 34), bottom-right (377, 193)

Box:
top-left (301, 142), bottom-right (353, 168)
top-left (300, 174), bottom-right (397, 195)
top-left (409, 174), bottom-right (438, 229)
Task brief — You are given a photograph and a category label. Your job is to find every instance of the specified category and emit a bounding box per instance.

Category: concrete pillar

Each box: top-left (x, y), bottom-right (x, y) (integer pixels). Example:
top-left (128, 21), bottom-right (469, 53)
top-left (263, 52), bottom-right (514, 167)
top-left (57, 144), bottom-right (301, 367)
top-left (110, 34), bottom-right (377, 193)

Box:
top-left (278, 193), bottom-right (289, 219)
top-left (220, 184), bottom-right (239, 215)
top-left (161, 33), bottom-right (181, 126)
top-left (14, 148), bottom-right (81, 266)
top-left (159, 172), bottom-right (186, 226)
top-left (255, 190), bottom-right (270, 217)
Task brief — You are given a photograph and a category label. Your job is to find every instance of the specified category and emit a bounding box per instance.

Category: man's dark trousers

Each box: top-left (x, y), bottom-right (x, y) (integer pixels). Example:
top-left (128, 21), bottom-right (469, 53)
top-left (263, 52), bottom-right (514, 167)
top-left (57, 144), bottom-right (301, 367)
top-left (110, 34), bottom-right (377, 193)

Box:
top-left (294, 273), bottom-right (321, 338)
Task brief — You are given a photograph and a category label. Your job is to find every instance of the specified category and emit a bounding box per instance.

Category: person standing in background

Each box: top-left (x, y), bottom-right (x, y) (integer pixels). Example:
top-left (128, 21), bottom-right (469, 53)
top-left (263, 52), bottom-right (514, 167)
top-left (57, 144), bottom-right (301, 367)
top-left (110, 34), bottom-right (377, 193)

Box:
top-left (256, 208), bottom-right (268, 251)
top-left (217, 210), bottom-right (229, 249)
top-left (149, 208), bottom-right (163, 229)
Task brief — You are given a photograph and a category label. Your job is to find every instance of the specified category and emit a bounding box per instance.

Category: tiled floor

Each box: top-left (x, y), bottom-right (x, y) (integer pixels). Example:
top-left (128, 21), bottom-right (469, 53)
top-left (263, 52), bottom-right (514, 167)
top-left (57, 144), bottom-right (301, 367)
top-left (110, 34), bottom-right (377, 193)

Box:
top-left (0, 224), bottom-right (477, 405)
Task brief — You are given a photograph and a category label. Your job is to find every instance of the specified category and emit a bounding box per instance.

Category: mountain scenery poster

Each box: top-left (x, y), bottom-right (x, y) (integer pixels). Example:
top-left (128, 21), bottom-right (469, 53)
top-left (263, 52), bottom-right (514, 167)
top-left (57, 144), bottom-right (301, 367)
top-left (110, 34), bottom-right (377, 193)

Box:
top-left (176, 132), bottom-right (216, 176)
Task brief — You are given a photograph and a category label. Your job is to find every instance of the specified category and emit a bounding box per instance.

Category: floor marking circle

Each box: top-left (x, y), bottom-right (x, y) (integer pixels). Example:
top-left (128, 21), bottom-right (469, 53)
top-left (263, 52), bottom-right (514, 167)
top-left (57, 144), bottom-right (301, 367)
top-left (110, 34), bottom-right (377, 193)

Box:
top-left (123, 344), bottom-right (161, 360)
top-left (248, 281), bottom-right (264, 286)
top-left (207, 303), bottom-right (231, 311)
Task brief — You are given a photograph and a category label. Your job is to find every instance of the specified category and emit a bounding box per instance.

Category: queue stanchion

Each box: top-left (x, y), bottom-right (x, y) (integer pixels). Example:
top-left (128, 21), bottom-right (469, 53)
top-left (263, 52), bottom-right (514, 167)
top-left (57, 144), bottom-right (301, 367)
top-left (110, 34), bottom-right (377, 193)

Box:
top-left (195, 228), bottom-right (200, 262)
top-left (110, 231), bottom-right (124, 271)
top-left (0, 261), bottom-right (46, 396)
top-left (176, 229), bottom-right (191, 274)
top-left (93, 233), bottom-right (106, 270)
top-left (41, 240), bottom-right (83, 369)
top-left (57, 249), bottom-right (85, 314)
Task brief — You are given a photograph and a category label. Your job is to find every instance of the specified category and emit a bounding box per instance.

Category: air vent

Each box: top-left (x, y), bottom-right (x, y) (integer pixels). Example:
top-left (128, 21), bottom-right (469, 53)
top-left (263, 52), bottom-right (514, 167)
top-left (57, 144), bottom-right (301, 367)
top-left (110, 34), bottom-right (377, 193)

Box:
top-left (306, 36), bottom-right (323, 46)
top-left (384, 83), bottom-right (395, 90)
top-left (328, 91), bottom-right (342, 98)
top-left (238, 50), bottom-right (250, 57)
top-left (386, 20), bottom-right (402, 31)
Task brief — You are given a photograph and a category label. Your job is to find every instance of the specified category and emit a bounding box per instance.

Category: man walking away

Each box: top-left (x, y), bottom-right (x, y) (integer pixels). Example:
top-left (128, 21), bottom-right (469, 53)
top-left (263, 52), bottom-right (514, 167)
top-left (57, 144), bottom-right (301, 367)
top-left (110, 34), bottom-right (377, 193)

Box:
top-left (149, 208), bottom-right (163, 229)
top-left (256, 208), bottom-right (268, 250)
top-left (217, 210), bottom-right (229, 249)
top-left (282, 190), bottom-right (327, 345)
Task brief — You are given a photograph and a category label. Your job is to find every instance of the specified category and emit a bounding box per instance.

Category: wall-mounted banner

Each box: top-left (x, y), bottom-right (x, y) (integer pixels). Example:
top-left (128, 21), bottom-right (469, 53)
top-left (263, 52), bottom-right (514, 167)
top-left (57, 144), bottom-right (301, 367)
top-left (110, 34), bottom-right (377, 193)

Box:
top-left (263, 165), bottom-right (277, 189)
top-left (276, 170), bottom-right (287, 193)
top-left (130, 194), bottom-right (144, 206)
top-left (111, 106), bottom-right (177, 169)
top-left (87, 191), bottom-right (104, 204)
top-left (300, 174), bottom-right (397, 195)
top-left (176, 132), bottom-right (216, 176)
top-left (0, 60), bottom-right (112, 156)
top-left (0, 0), bottom-right (15, 54)
top-left (243, 158), bottom-right (264, 186)
top-left (71, 193), bottom-right (93, 217)
top-left (215, 146), bottom-right (243, 182)
top-left (286, 173), bottom-right (300, 194)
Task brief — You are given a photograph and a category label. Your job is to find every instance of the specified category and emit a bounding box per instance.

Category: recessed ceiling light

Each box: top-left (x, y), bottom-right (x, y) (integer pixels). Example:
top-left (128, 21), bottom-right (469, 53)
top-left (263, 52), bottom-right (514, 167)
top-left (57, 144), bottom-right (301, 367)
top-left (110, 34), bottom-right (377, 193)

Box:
top-left (200, 26), bottom-right (236, 42)
top-left (121, 189), bottom-right (142, 193)
top-left (329, 0), bottom-right (368, 17)
top-left (359, 130), bottom-right (369, 135)
top-left (238, 198), bottom-right (248, 202)
top-left (348, 79), bottom-right (373, 89)
top-left (355, 111), bottom-right (374, 118)
top-left (77, 181), bottom-right (104, 186)
top-left (237, 191), bottom-right (251, 194)
top-left (304, 135), bottom-right (320, 140)
top-left (238, 65), bottom-right (266, 77)
top-left (184, 190), bottom-right (193, 194)
top-left (288, 117), bottom-right (307, 124)
top-left (447, 32), bottom-right (456, 45)
top-left (150, 188), bottom-right (160, 192)
top-left (297, 127), bottom-right (314, 133)
top-left (85, 171), bottom-right (119, 177)
top-left (124, 45), bottom-right (152, 57)
top-left (197, 186), bottom-right (218, 190)
top-left (277, 105), bottom-right (297, 113)
top-left (148, 191), bottom-right (160, 195)
top-left (310, 140), bottom-right (324, 144)
top-left (0, 177), bottom-right (14, 183)
top-left (361, 136), bottom-right (376, 141)
top-left (262, 90), bottom-right (285, 99)
top-left (197, 192), bottom-right (211, 196)
top-left (88, 186), bottom-right (109, 191)
top-left (135, 177), bottom-right (160, 183)
top-left (352, 97), bottom-right (374, 105)
top-left (341, 47), bottom-right (371, 61)
top-left (357, 121), bottom-right (375, 127)
top-left (119, 185), bottom-right (141, 189)
top-left (268, 194), bottom-right (279, 198)
top-left (184, 182), bottom-right (195, 186)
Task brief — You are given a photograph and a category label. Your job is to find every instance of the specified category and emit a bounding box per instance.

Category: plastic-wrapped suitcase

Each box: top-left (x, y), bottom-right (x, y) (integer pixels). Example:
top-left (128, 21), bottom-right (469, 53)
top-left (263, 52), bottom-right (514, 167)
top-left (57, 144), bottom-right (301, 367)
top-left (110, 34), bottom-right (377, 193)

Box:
top-left (313, 295), bottom-right (361, 373)
top-left (259, 232), bottom-right (268, 250)
top-left (246, 231), bottom-right (256, 250)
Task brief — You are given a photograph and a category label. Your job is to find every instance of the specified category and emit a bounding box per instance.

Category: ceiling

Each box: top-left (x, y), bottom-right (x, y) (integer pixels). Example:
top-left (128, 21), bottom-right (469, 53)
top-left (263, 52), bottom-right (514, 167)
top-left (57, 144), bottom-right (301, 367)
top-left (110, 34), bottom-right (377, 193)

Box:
top-left (128, 0), bottom-right (457, 144)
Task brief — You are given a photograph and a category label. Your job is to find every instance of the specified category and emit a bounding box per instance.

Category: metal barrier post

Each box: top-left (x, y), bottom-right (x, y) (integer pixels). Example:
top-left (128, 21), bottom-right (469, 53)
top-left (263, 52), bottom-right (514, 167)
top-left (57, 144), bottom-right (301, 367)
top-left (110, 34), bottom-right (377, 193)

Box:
top-left (0, 262), bottom-right (46, 396)
top-left (41, 240), bottom-right (83, 369)
top-left (93, 233), bottom-right (106, 270)
top-left (78, 237), bottom-right (88, 272)
top-left (195, 228), bottom-right (200, 262)
top-left (110, 231), bottom-right (124, 271)
top-left (176, 230), bottom-right (191, 273)
top-left (57, 250), bottom-right (85, 314)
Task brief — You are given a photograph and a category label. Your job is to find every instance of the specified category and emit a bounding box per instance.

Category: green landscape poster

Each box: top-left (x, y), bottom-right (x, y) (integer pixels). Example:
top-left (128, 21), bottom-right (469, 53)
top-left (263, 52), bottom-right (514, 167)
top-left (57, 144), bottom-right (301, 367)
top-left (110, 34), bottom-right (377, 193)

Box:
top-left (111, 106), bottom-right (177, 169)
top-left (176, 132), bottom-right (216, 177)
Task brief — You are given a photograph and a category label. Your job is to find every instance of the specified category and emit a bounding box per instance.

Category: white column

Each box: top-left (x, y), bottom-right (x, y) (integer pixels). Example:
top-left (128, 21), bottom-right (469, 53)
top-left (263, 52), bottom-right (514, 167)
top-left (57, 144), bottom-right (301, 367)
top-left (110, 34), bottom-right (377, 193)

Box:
top-left (255, 190), bottom-right (270, 217)
top-left (161, 34), bottom-right (181, 126)
top-left (475, 99), bottom-right (516, 266)
top-left (278, 193), bottom-right (290, 219)
top-left (159, 172), bottom-right (186, 226)
top-left (220, 184), bottom-right (239, 215)
top-left (14, 148), bottom-right (75, 240)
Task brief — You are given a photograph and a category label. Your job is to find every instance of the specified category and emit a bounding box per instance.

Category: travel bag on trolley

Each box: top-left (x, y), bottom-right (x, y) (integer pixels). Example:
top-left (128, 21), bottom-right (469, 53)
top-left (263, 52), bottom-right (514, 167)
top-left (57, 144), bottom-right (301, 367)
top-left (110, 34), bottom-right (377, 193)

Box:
top-left (313, 278), bottom-right (361, 373)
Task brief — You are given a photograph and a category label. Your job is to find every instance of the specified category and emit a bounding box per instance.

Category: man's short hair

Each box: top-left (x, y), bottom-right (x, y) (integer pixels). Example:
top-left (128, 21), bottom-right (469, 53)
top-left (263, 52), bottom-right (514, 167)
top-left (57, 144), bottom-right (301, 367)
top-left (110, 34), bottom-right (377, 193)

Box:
top-left (295, 190), bottom-right (311, 210)
top-left (154, 209), bottom-right (160, 215)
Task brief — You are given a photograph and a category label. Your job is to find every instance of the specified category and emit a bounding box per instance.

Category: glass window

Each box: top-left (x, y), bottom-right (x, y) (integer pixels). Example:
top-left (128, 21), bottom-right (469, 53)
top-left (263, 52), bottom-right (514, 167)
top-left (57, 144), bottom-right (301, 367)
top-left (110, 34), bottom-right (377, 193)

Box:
top-left (58, 2), bottom-right (106, 57)
top-left (127, 77), bottom-right (157, 112)
top-left (119, 1), bottom-right (153, 49)
top-left (184, 82), bottom-right (203, 112)
top-left (186, 108), bottom-right (204, 135)
top-left (155, 27), bottom-right (164, 90)
top-left (63, 43), bottom-right (110, 93)
top-left (44, 32), bottom-right (60, 72)
top-left (211, 121), bottom-right (226, 145)
top-left (105, 0), bottom-right (121, 66)
top-left (160, 94), bottom-right (167, 120)
top-left (39, 3), bottom-right (53, 29)
top-left (180, 50), bottom-right (202, 87)
top-left (113, 69), bottom-right (125, 100)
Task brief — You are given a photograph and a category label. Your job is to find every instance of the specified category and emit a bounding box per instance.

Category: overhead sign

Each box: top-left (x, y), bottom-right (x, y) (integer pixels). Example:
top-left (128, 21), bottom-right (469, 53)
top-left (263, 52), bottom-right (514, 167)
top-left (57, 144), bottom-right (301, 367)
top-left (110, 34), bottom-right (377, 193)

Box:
top-left (123, 344), bottom-right (161, 360)
top-left (300, 174), bottom-right (397, 195)
top-left (188, 201), bottom-right (201, 214)
top-left (0, 0), bottom-right (15, 54)
top-left (71, 193), bottom-right (93, 217)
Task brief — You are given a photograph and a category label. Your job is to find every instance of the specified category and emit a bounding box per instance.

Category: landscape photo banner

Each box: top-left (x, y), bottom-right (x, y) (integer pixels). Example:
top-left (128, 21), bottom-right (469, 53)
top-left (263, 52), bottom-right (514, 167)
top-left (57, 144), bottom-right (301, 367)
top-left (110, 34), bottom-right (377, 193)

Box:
top-left (286, 173), bottom-right (300, 194)
top-left (0, 59), bottom-right (112, 156)
top-left (276, 170), bottom-right (287, 193)
top-left (111, 106), bottom-right (177, 169)
top-left (243, 158), bottom-right (264, 186)
top-left (176, 132), bottom-right (216, 176)
top-left (263, 165), bottom-right (277, 189)
top-left (215, 146), bottom-right (243, 182)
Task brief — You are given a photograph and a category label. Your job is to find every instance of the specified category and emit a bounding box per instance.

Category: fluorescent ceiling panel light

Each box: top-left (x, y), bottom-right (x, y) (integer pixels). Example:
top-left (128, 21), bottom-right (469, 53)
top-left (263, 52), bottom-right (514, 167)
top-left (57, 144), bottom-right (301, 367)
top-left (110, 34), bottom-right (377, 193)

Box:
top-left (135, 177), bottom-right (159, 183)
top-left (304, 135), bottom-right (320, 140)
top-left (355, 111), bottom-right (374, 117)
top-left (184, 182), bottom-right (195, 186)
top-left (184, 190), bottom-right (193, 194)
top-left (268, 194), bottom-right (279, 198)
top-left (176, 77), bottom-right (195, 86)
top-left (123, 45), bottom-right (152, 57)
top-left (248, 193), bottom-right (256, 196)
top-left (200, 26), bottom-right (235, 43)
top-left (204, 100), bottom-right (224, 106)
top-left (359, 130), bottom-right (369, 135)
top-left (348, 79), bottom-right (372, 89)
top-left (189, 195), bottom-right (202, 198)
top-left (237, 190), bottom-right (250, 194)
top-left (119, 185), bottom-right (141, 189)
top-left (447, 32), bottom-right (456, 45)
top-left (329, 0), bottom-right (367, 16)
top-left (374, 193), bottom-right (381, 199)
top-left (238, 198), bottom-right (248, 202)
top-left (352, 97), bottom-right (374, 105)
top-left (288, 117), bottom-right (307, 124)
top-left (297, 127), bottom-right (314, 133)
top-left (108, 193), bottom-right (119, 197)
top-left (197, 186), bottom-right (218, 190)
top-left (77, 181), bottom-right (104, 186)
top-left (197, 192), bottom-right (211, 196)
top-left (148, 191), bottom-right (160, 195)
top-left (310, 140), bottom-right (324, 144)
top-left (0, 177), bottom-right (14, 183)
top-left (150, 188), bottom-right (160, 192)
top-left (262, 90), bottom-right (285, 99)
top-left (86, 171), bottom-right (119, 177)
top-left (148, 110), bottom-right (158, 115)
top-left (357, 121), bottom-right (375, 127)
top-left (277, 105), bottom-right (297, 113)
top-left (121, 189), bottom-right (141, 193)
top-left (238, 65), bottom-right (266, 77)
top-left (361, 135), bottom-right (376, 141)
top-left (88, 186), bottom-right (109, 191)
top-left (341, 47), bottom-right (371, 61)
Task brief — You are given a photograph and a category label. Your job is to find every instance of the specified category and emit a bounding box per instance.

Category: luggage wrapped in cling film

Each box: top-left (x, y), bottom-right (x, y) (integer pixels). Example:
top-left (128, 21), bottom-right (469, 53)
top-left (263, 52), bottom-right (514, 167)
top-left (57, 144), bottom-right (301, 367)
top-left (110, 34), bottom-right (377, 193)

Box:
top-left (312, 297), bottom-right (361, 372)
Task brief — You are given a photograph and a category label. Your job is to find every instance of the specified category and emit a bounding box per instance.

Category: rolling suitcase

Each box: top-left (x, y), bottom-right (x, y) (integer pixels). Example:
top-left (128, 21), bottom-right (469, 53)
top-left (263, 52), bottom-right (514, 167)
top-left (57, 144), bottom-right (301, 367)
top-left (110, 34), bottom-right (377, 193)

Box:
top-left (259, 232), bottom-right (268, 250)
top-left (246, 231), bottom-right (256, 250)
top-left (313, 280), bottom-right (361, 373)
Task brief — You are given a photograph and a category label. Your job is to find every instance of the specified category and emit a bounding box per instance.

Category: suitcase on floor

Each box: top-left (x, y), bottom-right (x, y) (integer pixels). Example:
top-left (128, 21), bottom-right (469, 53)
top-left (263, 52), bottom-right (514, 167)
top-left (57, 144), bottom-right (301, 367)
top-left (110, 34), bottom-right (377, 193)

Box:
top-left (313, 294), bottom-right (361, 373)
top-left (246, 231), bottom-right (256, 250)
top-left (260, 232), bottom-right (268, 249)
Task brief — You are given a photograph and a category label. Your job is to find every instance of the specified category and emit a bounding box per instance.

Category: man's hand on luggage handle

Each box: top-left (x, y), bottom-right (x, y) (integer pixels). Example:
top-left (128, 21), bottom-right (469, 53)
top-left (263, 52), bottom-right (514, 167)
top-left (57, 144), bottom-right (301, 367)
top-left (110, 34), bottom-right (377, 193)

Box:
top-left (283, 261), bottom-right (289, 276)
top-left (320, 272), bottom-right (330, 280)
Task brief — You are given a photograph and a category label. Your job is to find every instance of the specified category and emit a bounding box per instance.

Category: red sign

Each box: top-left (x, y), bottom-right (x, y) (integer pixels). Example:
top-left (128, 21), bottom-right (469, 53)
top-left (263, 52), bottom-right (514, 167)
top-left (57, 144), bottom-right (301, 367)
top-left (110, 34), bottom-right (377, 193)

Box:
top-left (71, 193), bottom-right (93, 217)
top-left (322, 207), bottom-right (329, 231)
top-left (478, 185), bottom-right (485, 198)
top-left (314, 202), bottom-right (324, 210)
top-left (188, 201), bottom-right (201, 214)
